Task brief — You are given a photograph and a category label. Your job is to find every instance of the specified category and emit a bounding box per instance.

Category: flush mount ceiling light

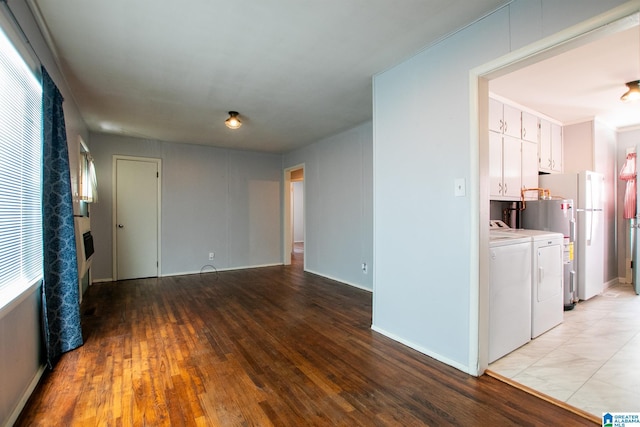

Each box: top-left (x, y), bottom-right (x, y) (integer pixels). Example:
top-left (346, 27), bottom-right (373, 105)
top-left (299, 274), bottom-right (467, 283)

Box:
top-left (225, 111), bottom-right (242, 129)
top-left (621, 80), bottom-right (640, 102)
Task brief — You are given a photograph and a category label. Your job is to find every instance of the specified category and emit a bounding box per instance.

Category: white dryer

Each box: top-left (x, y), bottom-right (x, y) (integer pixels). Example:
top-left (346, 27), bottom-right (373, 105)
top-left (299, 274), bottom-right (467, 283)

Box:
top-left (490, 221), bottom-right (563, 338)
top-left (515, 229), bottom-right (564, 338)
top-left (488, 229), bottom-right (531, 363)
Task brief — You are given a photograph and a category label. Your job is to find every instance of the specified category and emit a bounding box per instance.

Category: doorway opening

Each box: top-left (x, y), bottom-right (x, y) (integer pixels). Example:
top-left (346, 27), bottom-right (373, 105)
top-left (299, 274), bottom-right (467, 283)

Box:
top-left (472, 5), bottom-right (640, 417)
top-left (283, 164), bottom-right (305, 268)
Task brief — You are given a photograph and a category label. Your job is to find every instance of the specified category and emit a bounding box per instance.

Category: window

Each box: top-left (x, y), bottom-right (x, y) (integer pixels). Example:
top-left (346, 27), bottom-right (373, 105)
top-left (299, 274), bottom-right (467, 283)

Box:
top-left (78, 138), bottom-right (98, 203)
top-left (0, 23), bottom-right (43, 309)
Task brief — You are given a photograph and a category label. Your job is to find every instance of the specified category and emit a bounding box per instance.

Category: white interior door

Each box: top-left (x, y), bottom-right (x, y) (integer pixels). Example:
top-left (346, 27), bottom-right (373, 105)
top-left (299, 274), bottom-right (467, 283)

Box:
top-left (114, 157), bottom-right (160, 280)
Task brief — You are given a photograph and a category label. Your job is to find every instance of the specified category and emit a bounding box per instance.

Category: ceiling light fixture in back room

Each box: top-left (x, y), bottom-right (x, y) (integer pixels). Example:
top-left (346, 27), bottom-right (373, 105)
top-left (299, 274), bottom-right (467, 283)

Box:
top-left (621, 26), bottom-right (640, 102)
top-left (621, 80), bottom-right (640, 101)
top-left (225, 111), bottom-right (242, 129)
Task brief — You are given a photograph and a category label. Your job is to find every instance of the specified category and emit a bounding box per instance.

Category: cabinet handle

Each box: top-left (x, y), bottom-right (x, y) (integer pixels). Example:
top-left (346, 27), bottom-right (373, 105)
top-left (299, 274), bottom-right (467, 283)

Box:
top-left (548, 159), bottom-right (552, 168)
top-left (498, 182), bottom-right (503, 194)
top-left (499, 119), bottom-right (504, 132)
top-left (552, 160), bottom-right (555, 169)
top-left (504, 183), bottom-right (507, 194)
top-left (504, 121), bottom-right (507, 133)
top-left (523, 128), bottom-right (526, 138)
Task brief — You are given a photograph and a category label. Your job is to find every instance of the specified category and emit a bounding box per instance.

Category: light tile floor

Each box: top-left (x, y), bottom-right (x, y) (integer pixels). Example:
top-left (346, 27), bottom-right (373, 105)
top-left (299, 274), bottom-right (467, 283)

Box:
top-left (489, 282), bottom-right (640, 416)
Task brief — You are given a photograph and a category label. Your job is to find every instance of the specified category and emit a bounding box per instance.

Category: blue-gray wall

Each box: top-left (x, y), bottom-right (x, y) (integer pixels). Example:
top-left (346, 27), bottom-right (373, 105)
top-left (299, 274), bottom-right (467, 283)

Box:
top-left (373, 0), bottom-right (630, 373)
top-left (284, 122), bottom-right (373, 291)
top-left (89, 133), bottom-right (283, 280)
top-left (91, 120), bottom-right (373, 292)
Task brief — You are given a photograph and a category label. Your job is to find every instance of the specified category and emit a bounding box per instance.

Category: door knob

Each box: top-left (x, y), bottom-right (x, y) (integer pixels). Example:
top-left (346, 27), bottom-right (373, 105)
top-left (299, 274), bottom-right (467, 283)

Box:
top-left (118, 224), bottom-right (124, 228)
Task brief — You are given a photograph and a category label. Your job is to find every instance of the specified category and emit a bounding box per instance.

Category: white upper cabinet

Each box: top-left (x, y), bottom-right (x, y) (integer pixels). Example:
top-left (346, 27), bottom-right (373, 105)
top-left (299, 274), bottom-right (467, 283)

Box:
top-left (489, 131), bottom-right (504, 197)
top-left (489, 132), bottom-right (523, 200)
top-left (490, 98), bottom-right (523, 138)
top-left (521, 111), bottom-right (539, 143)
top-left (502, 104), bottom-right (522, 139)
top-left (521, 140), bottom-right (539, 199)
top-left (539, 119), bottom-right (562, 173)
top-left (539, 119), bottom-right (551, 171)
top-left (488, 97), bottom-right (546, 201)
top-left (489, 98), bottom-right (504, 133)
top-left (502, 135), bottom-right (522, 198)
top-left (550, 123), bottom-right (562, 173)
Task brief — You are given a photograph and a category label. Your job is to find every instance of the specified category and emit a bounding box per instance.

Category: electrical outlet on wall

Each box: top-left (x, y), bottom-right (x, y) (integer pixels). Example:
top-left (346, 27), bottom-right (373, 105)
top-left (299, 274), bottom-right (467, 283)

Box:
top-left (362, 263), bottom-right (368, 274)
top-left (209, 252), bottom-right (215, 261)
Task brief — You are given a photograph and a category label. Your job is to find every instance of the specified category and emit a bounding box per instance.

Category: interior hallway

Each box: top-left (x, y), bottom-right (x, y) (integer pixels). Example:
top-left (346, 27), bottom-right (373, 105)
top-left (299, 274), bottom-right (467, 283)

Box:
top-left (489, 282), bottom-right (640, 416)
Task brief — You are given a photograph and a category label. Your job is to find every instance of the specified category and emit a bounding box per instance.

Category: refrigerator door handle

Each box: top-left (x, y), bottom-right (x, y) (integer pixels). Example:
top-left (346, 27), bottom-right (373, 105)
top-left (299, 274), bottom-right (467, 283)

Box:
top-left (570, 218), bottom-right (576, 243)
top-left (587, 211), bottom-right (593, 246)
top-left (577, 208), bottom-right (594, 245)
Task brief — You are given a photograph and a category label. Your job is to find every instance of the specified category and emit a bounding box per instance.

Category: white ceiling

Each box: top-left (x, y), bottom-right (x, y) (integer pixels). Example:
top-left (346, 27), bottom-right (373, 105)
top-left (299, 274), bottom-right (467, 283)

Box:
top-left (490, 21), bottom-right (640, 130)
top-left (27, 0), bottom-right (510, 153)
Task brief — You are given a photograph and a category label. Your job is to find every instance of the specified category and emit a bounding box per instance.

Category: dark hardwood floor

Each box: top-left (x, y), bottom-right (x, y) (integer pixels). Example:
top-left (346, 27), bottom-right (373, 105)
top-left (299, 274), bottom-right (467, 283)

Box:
top-left (16, 251), bottom-right (595, 426)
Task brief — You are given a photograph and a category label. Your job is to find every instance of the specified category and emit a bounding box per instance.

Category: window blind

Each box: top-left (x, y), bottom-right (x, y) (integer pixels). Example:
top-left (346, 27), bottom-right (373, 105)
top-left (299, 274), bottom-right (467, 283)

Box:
top-left (0, 23), bottom-right (42, 305)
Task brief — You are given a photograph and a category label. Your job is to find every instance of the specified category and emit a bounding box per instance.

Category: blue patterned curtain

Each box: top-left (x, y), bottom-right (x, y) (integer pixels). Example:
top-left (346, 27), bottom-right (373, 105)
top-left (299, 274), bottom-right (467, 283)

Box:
top-left (42, 67), bottom-right (83, 368)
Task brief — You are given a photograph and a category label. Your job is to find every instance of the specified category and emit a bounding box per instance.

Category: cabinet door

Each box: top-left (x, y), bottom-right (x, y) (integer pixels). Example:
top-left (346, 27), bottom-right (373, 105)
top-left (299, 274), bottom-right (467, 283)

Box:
top-left (502, 104), bottom-right (522, 138)
top-left (489, 131), bottom-right (504, 197)
top-left (489, 98), bottom-right (504, 133)
top-left (521, 140), bottom-right (539, 199)
top-left (521, 111), bottom-right (539, 143)
top-left (536, 244), bottom-right (563, 302)
top-left (539, 119), bottom-right (552, 172)
top-left (551, 123), bottom-right (562, 172)
top-left (502, 135), bottom-right (521, 198)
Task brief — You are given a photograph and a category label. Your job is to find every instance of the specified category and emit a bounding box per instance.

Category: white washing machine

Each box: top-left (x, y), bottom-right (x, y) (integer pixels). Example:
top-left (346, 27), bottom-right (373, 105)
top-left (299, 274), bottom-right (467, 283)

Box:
top-left (490, 221), bottom-right (564, 338)
top-left (488, 228), bottom-right (531, 363)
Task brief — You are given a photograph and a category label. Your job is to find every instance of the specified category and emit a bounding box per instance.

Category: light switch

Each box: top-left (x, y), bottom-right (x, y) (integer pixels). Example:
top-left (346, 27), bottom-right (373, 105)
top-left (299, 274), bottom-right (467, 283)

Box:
top-left (455, 178), bottom-right (466, 197)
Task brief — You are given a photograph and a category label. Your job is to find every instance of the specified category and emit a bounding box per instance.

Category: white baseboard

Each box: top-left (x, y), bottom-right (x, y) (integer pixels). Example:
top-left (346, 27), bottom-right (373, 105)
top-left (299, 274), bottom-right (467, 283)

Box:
top-left (162, 263), bottom-right (284, 278)
top-left (6, 364), bottom-right (46, 427)
top-left (92, 263), bottom-right (286, 283)
top-left (370, 324), bottom-right (472, 375)
top-left (604, 278), bottom-right (619, 289)
top-left (618, 276), bottom-right (636, 285)
top-left (304, 268), bottom-right (373, 292)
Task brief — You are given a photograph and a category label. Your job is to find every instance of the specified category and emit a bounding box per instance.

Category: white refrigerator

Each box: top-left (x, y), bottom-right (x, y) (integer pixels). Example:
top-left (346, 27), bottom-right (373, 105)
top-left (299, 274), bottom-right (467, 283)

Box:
top-left (539, 171), bottom-right (604, 300)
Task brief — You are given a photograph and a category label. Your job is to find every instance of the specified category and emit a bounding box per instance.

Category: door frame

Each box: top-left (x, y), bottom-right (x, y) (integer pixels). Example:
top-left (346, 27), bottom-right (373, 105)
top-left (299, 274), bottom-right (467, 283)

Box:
top-left (112, 155), bottom-right (162, 280)
top-left (283, 163), bottom-right (305, 266)
top-left (635, 146), bottom-right (640, 295)
top-left (470, 5), bottom-right (639, 375)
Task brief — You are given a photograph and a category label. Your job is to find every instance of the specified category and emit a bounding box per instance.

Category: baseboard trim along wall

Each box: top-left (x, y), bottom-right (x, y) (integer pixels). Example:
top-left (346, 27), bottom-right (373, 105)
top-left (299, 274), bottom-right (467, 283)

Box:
top-left (164, 263), bottom-right (284, 278)
top-left (370, 325), bottom-right (471, 375)
top-left (304, 269), bottom-right (373, 293)
top-left (6, 365), bottom-right (45, 427)
top-left (604, 278), bottom-right (620, 290)
top-left (91, 263), bottom-right (286, 283)
top-left (93, 264), bottom-right (374, 292)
